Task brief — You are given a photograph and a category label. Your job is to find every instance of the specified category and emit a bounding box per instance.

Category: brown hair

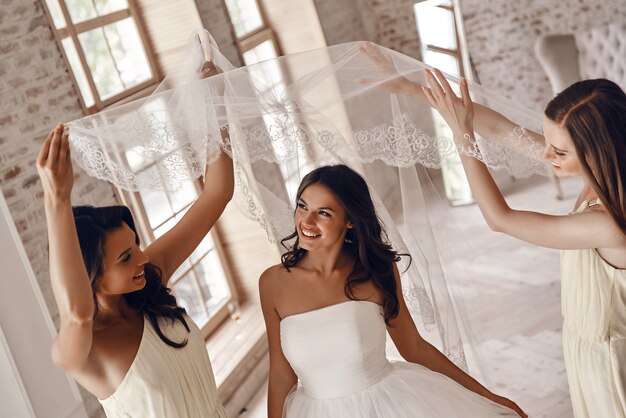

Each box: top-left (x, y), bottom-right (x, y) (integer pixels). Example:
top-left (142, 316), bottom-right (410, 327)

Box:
top-left (73, 205), bottom-right (190, 348)
top-left (545, 79), bottom-right (626, 235)
top-left (280, 165), bottom-right (410, 325)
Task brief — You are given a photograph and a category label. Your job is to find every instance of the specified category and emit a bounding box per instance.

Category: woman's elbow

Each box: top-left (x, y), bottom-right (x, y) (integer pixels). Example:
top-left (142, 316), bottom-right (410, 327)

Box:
top-left (483, 208), bottom-right (511, 233)
top-left (485, 216), bottom-right (504, 232)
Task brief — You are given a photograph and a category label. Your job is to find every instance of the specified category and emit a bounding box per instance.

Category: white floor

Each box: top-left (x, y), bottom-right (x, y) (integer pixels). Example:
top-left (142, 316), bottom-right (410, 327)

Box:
top-left (239, 173), bottom-right (582, 417)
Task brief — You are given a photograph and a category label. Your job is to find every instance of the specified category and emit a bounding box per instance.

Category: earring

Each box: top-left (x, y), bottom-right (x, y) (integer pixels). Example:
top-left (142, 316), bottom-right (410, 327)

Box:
top-left (344, 229), bottom-right (354, 244)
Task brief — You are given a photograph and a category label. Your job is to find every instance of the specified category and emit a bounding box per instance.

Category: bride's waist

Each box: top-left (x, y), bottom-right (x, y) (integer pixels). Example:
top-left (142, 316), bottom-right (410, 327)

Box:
top-left (297, 360), bottom-right (392, 399)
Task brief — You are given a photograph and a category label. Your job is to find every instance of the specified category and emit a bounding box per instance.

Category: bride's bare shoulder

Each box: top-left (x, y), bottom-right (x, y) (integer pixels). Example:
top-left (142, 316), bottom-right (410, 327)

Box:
top-left (259, 263), bottom-right (291, 287)
top-left (259, 264), bottom-right (294, 309)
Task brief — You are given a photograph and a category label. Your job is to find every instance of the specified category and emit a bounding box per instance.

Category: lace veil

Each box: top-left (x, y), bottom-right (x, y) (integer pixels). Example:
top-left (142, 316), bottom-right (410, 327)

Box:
top-left (67, 30), bottom-right (551, 382)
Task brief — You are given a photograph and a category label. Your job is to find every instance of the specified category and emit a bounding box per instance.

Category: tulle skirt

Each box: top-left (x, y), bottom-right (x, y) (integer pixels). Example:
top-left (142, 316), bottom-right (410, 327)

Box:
top-left (283, 362), bottom-right (518, 418)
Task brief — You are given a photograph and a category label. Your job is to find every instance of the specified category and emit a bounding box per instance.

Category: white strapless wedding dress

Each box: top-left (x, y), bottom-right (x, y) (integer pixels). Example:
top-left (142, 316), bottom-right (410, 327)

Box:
top-left (280, 300), bottom-right (518, 417)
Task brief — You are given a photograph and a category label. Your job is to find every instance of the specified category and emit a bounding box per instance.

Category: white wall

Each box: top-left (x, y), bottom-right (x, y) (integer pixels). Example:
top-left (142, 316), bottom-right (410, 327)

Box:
top-left (0, 192), bottom-right (87, 418)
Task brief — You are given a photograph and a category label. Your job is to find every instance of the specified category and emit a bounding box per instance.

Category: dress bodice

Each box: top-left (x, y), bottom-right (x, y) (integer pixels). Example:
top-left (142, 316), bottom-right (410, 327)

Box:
top-left (280, 300), bottom-right (392, 399)
top-left (561, 200), bottom-right (626, 341)
top-left (561, 247), bottom-right (626, 341)
top-left (99, 315), bottom-right (226, 418)
top-left (560, 201), bottom-right (626, 417)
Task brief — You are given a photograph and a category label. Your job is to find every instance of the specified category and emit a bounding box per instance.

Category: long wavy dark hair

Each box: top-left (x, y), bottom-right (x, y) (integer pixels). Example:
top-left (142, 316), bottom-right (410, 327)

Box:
top-left (73, 205), bottom-right (189, 348)
top-left (545, 79), bottom-right (626, 236)
top-left (280, 165), bottom-right (410, 324)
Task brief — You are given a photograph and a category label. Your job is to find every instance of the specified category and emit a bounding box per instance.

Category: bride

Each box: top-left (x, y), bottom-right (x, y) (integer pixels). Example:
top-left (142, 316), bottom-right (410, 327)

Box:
top-left (259, 164), bottom-right (526, 417)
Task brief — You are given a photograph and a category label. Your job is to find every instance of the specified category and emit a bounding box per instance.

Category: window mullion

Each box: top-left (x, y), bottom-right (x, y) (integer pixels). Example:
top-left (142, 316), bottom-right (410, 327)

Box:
top-left (238, 26), bottom-right (273, 53)
top-left (190, 269), bottom-right (211, 318)
top-left (57, 0), bottom-right (102, 108)
top-left (426, 44), bottom-right (458, 55)
top-left (73, 9), bottom-right (131, 34)
top-left (126, 0), bottom-right (160, 80)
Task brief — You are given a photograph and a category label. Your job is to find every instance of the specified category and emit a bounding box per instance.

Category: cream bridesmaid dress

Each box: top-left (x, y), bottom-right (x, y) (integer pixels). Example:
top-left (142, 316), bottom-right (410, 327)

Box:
top-left (561, 199), bottom-right (626, 417)
top-left (98, 315), bottom-right (226, 418)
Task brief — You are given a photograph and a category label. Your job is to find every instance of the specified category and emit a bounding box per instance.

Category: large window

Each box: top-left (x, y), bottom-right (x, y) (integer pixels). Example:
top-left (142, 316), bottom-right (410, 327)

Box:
top-left (44, 1), bottom-right (238, 338)
top-left (126, 180), bottom-right (237, 336)
top-left (119, 98), bottom-right (238, 337)
top-left (43, 0), bottom-right (159, 113)
top-left (224, 0), bottom-right (281, 65)
top-left (224, 0), bottom-right (313, 198)
top-left (414, 0), bottom-right (464, 78)
top-left (415, 0), bottom-right (473, 206)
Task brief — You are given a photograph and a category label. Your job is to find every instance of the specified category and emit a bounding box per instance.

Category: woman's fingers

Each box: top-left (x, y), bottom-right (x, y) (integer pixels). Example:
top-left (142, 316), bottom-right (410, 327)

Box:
top-left (424, 70), bottom-right (445, 102)
top-left (58, 129), bottom-right (70, 166)
top-left (48, 124), bottom-right (64, 165)
top-left (432, 68), bottom-right (456, 98)
top-left (37, 126), bottom-right (56, 166)
top-left (367, 42), bottom-right (386, 63)
top-left (461, 78), bottom-right (472, 110)
top-left (421, 86), bottom-right (437, 108)
top-left (199, 60), bottom-right (220, 79)
top-left (361, 42), bottom-right (393, 74)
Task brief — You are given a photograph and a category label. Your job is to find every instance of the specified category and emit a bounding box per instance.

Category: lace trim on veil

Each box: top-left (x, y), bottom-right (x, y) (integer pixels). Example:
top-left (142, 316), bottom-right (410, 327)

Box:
top-left (65, 31), bottom-right (553, 381)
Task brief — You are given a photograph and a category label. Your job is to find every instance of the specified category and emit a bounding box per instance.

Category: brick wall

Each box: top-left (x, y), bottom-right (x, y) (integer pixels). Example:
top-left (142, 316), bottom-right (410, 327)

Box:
top-left (315, 0), bottom-right (626, 109)
top-left (0, 1), bottom-right (118, 416)
top-left (314, 0), bottom-right (423, 59)
top-left (462, 0), bottom-right (626, 108)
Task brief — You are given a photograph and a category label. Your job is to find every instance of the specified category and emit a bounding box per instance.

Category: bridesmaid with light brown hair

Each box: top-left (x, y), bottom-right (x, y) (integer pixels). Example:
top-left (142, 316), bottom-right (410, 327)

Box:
top-left (421, 71), bottom-right (626, 418)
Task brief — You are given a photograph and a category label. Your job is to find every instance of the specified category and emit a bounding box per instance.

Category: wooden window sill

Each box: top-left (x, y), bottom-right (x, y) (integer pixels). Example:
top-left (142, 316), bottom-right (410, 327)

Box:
top-left (205, 302), bottom-right (268, 403)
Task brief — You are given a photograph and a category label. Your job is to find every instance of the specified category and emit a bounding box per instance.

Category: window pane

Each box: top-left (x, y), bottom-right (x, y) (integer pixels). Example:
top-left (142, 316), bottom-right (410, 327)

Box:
top-left (190, 233), bottom-right (214, 263)
top-left (143, 192), bottom-right (173, 230)
top-left (423, 50), bottom-right (460, 77)
top-left (79, 18), bottom-right (152, 100)
top-left (242, 39), bottom-right (278, 66)
top-left (93, 0), bottom-right (128, 15)
top-left (61, 37), bottom-right (95, 107)
top-left (171, 259), bottom-right (192, 281)
top-left (44, 0), bottom-right (67, 28)
top-left (173, 272), bottom-right (207, 324)
top-left (194, 251), bottom-right (231, 315)
top-left (78, 27), bottom-right (124, 98)
top-left (225, 0), bottom-right (264, 37)
top-left (103, 18), bottom-right (152, 92)
top-left (65, 0), bottom-right (128, 23)
top-left (170, 181), bottom-right (197, 213)
top-left (65, 0), bottom-right (98, 23)
top-left (414, 2), bottom-right (457, 50)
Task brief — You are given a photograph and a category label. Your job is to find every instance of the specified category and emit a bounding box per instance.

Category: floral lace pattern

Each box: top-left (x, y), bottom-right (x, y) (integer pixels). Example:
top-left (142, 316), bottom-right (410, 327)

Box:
top-left (65, 34), bottom-right (553, 382)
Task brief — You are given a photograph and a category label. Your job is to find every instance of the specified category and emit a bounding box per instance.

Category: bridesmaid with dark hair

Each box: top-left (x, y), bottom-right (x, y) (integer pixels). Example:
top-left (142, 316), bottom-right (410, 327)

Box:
top-left (37, 58), bottom-right (232, 417)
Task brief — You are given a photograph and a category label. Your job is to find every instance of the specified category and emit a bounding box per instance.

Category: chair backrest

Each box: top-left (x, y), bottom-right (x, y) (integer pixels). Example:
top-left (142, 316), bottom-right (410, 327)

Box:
top-left (535, 34), bottom-right (581, 94)
top-left (575, 21), bottom-right (626, 89)
top-left (535, 22), bottom-right (626, 95)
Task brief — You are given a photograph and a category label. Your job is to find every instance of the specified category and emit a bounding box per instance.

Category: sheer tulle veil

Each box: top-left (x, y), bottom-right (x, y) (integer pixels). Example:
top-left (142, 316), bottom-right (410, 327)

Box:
top-left (66, 29), bottom-right (552, 385)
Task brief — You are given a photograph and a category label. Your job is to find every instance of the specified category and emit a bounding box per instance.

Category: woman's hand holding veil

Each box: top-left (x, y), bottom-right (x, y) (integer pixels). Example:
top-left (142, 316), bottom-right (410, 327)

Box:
top-left (422, 68), bottom-right (475, 142)
top-left (359, 42), bottom-right (427, 98)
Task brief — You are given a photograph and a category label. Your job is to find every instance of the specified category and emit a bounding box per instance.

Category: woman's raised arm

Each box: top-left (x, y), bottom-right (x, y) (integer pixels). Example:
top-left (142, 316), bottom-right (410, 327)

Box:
top-left (37, 124), bottom-right (95, 372)
top-left (421, 69), bottom-right (626, 251)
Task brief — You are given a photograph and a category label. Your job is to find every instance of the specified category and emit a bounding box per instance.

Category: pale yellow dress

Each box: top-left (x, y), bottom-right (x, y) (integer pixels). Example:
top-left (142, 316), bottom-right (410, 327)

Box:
top-left (99, 315), bottom-right (226, 418)
top-left (561, 200), bottom-right (626, 418)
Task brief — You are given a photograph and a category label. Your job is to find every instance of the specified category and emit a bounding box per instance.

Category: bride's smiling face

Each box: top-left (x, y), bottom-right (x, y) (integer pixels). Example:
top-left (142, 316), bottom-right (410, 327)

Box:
top-left (294, 183), bottom-right (352, 251)
top-left (542, 117), bottom-right (582, 177)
